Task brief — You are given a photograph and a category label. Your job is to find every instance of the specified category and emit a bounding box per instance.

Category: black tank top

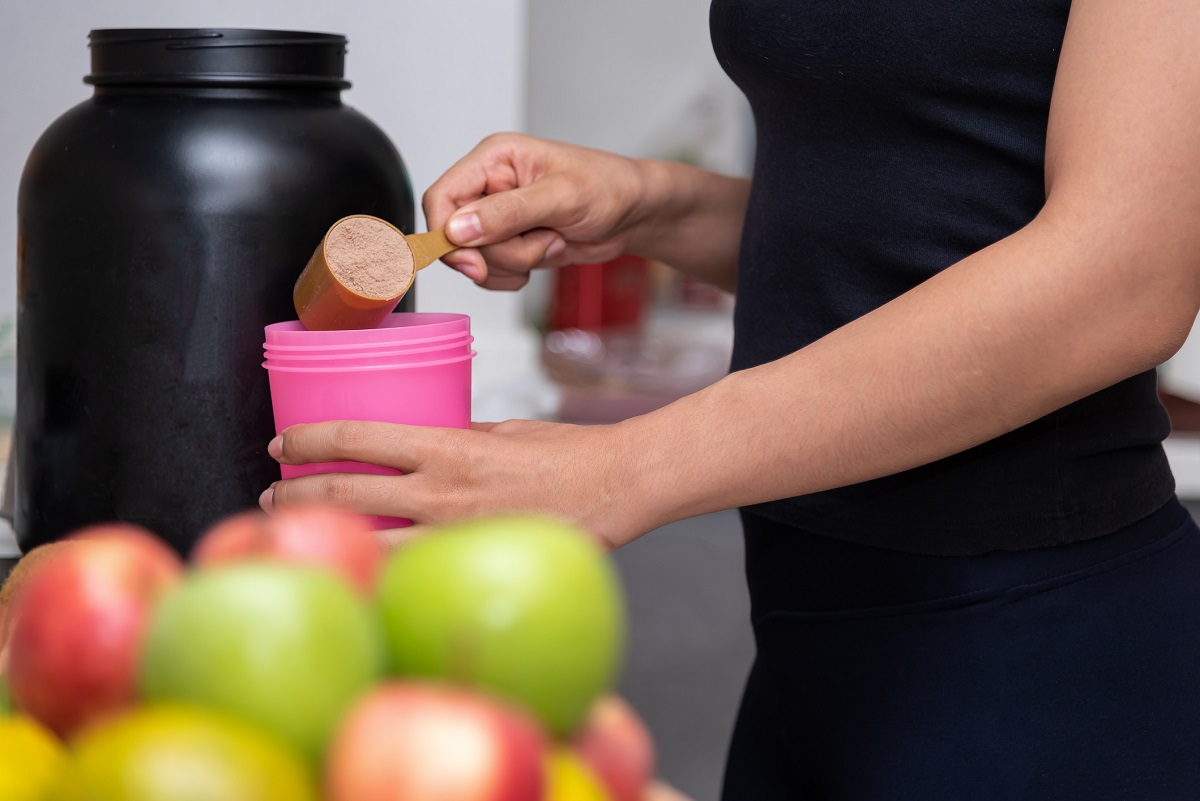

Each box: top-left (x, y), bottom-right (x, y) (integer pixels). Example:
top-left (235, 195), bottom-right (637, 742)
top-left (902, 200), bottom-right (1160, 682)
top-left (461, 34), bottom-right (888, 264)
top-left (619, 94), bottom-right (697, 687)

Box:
top-left (709, 0), bottom-right (1175, 554)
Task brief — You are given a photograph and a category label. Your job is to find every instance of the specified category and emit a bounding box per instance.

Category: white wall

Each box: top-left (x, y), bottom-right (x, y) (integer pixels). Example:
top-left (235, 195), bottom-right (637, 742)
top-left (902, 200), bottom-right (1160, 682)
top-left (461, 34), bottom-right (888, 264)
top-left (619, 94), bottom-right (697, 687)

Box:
top-left (528, 0), bottom-right (751, 172)
top-left (0, 0), bottom-right (538, 415)
top-left (524, 0), bottom-right (751, 349)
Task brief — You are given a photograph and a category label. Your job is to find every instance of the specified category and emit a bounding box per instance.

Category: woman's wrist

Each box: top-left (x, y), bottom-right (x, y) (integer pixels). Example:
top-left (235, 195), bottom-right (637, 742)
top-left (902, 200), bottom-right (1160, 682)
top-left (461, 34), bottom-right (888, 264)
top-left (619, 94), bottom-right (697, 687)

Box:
top-left (622, 159), bottom-right (748, 289)
top-left (599, 417), bottom-right (666, 545)
top-left (604, 375), bottom-right (741, 538)
top-left (624, 159), bottom-right (698, 259)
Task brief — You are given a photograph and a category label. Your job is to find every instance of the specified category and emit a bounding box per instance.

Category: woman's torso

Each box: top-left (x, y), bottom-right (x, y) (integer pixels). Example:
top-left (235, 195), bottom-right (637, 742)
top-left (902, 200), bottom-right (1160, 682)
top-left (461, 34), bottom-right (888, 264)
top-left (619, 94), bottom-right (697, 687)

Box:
top-left (710, 0), bottom-right (1175, 554)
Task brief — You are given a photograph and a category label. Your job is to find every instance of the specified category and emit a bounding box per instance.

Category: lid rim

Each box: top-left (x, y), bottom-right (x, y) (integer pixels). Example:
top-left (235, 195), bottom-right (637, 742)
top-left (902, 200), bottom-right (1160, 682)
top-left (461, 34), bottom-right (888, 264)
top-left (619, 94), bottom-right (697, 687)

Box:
top-left (88, 28), bottom-right (348, 44)
top-left (86, 28), bottom-right (349, 89)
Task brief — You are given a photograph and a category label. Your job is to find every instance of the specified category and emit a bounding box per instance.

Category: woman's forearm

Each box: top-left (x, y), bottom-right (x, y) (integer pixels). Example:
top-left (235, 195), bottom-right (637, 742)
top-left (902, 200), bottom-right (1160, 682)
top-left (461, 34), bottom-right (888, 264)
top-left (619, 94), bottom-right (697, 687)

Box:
top-left (627, 160), bottom-right (750, 292)
top-left (615, 209), bottom-right (1199, 535)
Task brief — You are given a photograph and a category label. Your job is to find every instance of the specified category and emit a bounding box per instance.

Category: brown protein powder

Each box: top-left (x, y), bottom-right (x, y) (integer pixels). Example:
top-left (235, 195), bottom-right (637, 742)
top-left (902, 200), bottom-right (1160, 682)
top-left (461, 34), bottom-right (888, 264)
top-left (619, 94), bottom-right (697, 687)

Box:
top-left (324, 216), bottom-right (414, 299)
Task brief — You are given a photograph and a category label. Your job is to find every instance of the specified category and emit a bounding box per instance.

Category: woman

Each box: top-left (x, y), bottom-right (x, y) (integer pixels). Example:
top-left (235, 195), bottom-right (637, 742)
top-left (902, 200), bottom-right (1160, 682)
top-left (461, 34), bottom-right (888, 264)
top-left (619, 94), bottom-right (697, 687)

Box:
top-left (261, 0), bottom-right (1200, 796)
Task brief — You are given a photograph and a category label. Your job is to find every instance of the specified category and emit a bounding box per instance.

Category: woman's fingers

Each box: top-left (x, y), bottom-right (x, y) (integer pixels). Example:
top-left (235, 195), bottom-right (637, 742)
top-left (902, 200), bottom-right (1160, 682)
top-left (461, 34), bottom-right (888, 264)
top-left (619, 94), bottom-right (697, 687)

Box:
top-left (471, 228), bottom-right (567, 289)
top-left (266, 422), bottom-right (478, 523)
top-left (421, 133), bottom-right (519, 230)
top-left (423, 135), bottom-right (570, 283)
top-left (269, 421), bottom-right (446, 472)
top-left (375, 524), bottom-right (432, 551)
top-left (440, 248), bottom-right (488, 283)
top-left (260, 417), bottom-right (642, 548)
top-left (423, 132), bottom-right (552, 239)
top-left (442, 225), bottom-right (567, 286)
top-left (264, 471), bottom-right (414, 518)
top-left (444, 177), bottom-right (578, 250)
top-left (423, 133), bottom-right (649, 289)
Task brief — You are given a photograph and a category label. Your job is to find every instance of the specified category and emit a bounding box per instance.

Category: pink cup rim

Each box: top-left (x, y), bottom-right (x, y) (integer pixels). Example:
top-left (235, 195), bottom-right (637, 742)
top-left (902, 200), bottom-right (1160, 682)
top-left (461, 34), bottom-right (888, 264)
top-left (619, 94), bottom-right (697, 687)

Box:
top-left (263, 352), bottom-right (476, 374)
top-left (264, 337), bottom-right (474, 362)
top-left (264, 352), bottom-right (470, 367)
top-left (264, 313), bottom-right (470, 346)
top-left (263, 330), bottom-right (472, 352)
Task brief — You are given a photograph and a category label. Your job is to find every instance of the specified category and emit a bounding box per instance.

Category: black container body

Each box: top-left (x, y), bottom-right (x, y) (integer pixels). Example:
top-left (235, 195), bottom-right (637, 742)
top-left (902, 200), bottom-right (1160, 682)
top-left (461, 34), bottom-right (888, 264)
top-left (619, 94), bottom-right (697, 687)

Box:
top-left (15, 29), bottom-right (415, 553)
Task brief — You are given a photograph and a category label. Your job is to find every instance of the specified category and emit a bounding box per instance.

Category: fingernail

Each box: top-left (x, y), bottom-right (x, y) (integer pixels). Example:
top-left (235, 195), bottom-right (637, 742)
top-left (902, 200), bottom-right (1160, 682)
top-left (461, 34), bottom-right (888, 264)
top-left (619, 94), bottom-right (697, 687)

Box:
top-left (447, 212), bottom-right (482, 245)
top-left (459, 262), bottom-right (483, 282)
top-left (258, 485), bottom-right (275, 512)
top-left (545, 237), bottom-right (566, 260)
top-left (268, 436), bottom-right (283, 460)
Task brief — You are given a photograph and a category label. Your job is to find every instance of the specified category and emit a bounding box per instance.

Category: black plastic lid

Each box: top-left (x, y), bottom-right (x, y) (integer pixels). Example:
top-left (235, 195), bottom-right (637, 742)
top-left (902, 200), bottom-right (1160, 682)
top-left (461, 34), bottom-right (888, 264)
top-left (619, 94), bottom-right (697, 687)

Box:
top-left (85, 28), bottom-right (351, 89)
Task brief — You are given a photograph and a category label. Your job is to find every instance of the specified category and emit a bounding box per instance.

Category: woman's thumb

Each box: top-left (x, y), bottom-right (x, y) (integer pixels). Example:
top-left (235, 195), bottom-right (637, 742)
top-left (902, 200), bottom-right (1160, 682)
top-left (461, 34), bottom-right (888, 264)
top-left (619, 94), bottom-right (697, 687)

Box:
top-left (445, 180), bottom-right (568, 247)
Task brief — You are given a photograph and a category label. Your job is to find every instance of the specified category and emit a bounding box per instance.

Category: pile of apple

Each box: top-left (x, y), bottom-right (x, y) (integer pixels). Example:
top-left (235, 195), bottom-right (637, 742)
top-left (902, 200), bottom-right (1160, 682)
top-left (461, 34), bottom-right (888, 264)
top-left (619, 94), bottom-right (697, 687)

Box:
top-left (0, 507), bottom-right (677, 801)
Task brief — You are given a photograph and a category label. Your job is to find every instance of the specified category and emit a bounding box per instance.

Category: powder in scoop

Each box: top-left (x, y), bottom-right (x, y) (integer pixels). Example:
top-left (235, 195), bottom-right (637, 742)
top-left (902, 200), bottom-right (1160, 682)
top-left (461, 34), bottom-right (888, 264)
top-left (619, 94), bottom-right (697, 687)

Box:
top-left (324, 217), bottom-right (414, 299)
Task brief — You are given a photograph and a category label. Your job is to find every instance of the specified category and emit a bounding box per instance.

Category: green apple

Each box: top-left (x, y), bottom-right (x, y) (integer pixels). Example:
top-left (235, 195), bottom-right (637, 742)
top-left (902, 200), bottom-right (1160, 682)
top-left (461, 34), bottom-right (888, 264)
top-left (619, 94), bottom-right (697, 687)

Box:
top-left (140, 563), bottom-right (384, 762)
top-left (376, 515), bottom-right (625, 735)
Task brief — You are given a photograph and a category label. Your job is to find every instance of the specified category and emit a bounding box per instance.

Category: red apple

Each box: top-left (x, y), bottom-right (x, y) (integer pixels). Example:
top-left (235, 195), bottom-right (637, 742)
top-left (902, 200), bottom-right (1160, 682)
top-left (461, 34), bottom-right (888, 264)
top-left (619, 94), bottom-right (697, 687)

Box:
top-left (192, 506), bottom-right (383, 594)
top-left (572, 696), bottom-right (656, 801)
top-left (6, 524), bottom-right (182, 737)
top-left (0, 540), bottom-right (73, 672)
top-left (326, 681), bottom-right (547, 801)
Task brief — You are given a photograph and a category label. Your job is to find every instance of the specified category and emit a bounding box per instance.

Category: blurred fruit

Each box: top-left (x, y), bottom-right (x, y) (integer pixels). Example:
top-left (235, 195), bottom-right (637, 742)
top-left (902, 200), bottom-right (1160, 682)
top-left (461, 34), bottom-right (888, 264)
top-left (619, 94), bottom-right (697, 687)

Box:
top-left (192, 506), bottom-right (383, 594)
top-left (7, 525), bottom-right (182, 736)
top-left (50, 703), bottom-right (316, 801)
top-left (0, 674), bottom-right (11, 714)
top-left (544, 748), bottom-right (611, 801)
top-left (326, 681), bottom-right (546, 801)
top-left (572, 696), bottom-right (655, 801)
top-left (140, 562), bottom-right (383, 762)
top-left (0, 715), bottom-right (66, 801)
top-left (0, 541), bottom-right (72, 669)
top-left (377, 515), bottom-right (624, 735)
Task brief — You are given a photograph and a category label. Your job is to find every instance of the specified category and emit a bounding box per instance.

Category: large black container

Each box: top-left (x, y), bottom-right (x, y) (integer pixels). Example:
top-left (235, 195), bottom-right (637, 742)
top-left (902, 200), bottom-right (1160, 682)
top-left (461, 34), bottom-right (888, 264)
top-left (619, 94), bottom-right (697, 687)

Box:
top-left (14, 28), bottom-right (415, 553)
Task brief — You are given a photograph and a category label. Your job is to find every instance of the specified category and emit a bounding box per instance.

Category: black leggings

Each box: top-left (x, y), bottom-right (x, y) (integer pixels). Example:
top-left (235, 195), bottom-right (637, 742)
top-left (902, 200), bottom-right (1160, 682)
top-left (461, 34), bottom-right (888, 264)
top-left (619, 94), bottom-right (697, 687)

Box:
top-left (722, 498), bottom-right (1200, 800)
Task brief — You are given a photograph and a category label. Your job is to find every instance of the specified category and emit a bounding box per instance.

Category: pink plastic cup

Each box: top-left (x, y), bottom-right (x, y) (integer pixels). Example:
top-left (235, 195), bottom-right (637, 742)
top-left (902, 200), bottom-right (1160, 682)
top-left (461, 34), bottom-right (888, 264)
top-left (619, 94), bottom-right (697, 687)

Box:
top-left (264, 313), bottom-right (474, 530)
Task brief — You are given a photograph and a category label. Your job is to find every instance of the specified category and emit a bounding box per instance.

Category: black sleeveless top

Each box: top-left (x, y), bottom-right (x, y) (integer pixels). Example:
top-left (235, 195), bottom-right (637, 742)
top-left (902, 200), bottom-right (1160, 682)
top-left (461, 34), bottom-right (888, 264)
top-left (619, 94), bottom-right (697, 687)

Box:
top-left (710, 0), bottom-right (1175, 554)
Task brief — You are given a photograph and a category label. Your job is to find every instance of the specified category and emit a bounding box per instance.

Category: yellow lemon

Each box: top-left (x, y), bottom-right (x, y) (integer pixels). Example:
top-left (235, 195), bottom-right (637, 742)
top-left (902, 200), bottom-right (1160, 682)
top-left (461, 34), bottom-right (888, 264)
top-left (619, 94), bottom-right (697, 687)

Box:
top-left (545, 748), bottom-right (612, 801)
top-left (0, 715), bottom-right (67, 801)
top-left (49, 703), bottom-right (317, 801)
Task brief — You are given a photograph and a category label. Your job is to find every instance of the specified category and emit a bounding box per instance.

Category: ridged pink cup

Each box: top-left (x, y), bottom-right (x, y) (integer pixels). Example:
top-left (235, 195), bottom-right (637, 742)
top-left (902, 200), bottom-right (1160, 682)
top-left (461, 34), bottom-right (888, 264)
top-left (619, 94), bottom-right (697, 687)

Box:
top-left (264, 313), bottom-right (474, 529)
top-left (264, 337), bottom-right (474, 368)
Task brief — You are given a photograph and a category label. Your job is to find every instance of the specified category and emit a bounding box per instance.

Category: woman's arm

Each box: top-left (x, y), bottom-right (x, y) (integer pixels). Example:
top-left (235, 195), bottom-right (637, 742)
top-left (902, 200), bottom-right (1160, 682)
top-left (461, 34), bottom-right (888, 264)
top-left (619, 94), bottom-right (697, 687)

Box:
top-left (614, 0), bottom-right (1200, 530)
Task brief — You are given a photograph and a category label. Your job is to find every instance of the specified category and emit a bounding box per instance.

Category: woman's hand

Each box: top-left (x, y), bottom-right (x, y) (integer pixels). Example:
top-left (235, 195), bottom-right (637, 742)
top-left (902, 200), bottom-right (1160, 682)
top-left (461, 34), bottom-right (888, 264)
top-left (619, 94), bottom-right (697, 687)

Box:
top-left (424, 133), bottom-right (749, 292)
top-left (423, 133), bottom-right (651, 290)
top-left (259, 419), bottom-right (647, 551)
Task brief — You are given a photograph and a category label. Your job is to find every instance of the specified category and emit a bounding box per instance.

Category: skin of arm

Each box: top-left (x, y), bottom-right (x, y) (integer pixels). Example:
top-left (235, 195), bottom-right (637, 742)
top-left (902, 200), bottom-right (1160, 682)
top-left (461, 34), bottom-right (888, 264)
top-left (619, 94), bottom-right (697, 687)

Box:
top-left (265, 0), bottom-right (1200, 550)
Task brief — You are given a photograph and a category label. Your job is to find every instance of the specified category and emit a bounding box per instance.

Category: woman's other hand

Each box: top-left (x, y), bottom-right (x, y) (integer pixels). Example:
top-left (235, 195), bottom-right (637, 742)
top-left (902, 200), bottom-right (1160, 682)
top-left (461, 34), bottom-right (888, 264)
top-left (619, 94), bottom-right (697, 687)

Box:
top-left (259, 419), bottom-right (649, 551)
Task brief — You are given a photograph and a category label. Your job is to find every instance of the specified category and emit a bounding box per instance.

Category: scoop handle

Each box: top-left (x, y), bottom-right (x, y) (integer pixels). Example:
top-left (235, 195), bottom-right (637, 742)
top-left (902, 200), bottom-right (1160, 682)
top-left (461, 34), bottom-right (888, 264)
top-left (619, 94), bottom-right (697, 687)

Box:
top-left (406, 229), bottom-right (458, 271)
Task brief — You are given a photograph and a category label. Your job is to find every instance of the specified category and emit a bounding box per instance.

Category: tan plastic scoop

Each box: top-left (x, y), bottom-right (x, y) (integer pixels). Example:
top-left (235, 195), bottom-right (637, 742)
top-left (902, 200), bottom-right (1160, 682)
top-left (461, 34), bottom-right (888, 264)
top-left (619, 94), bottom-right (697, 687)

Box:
top-left (293, 214), bottom-right (458, 330)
